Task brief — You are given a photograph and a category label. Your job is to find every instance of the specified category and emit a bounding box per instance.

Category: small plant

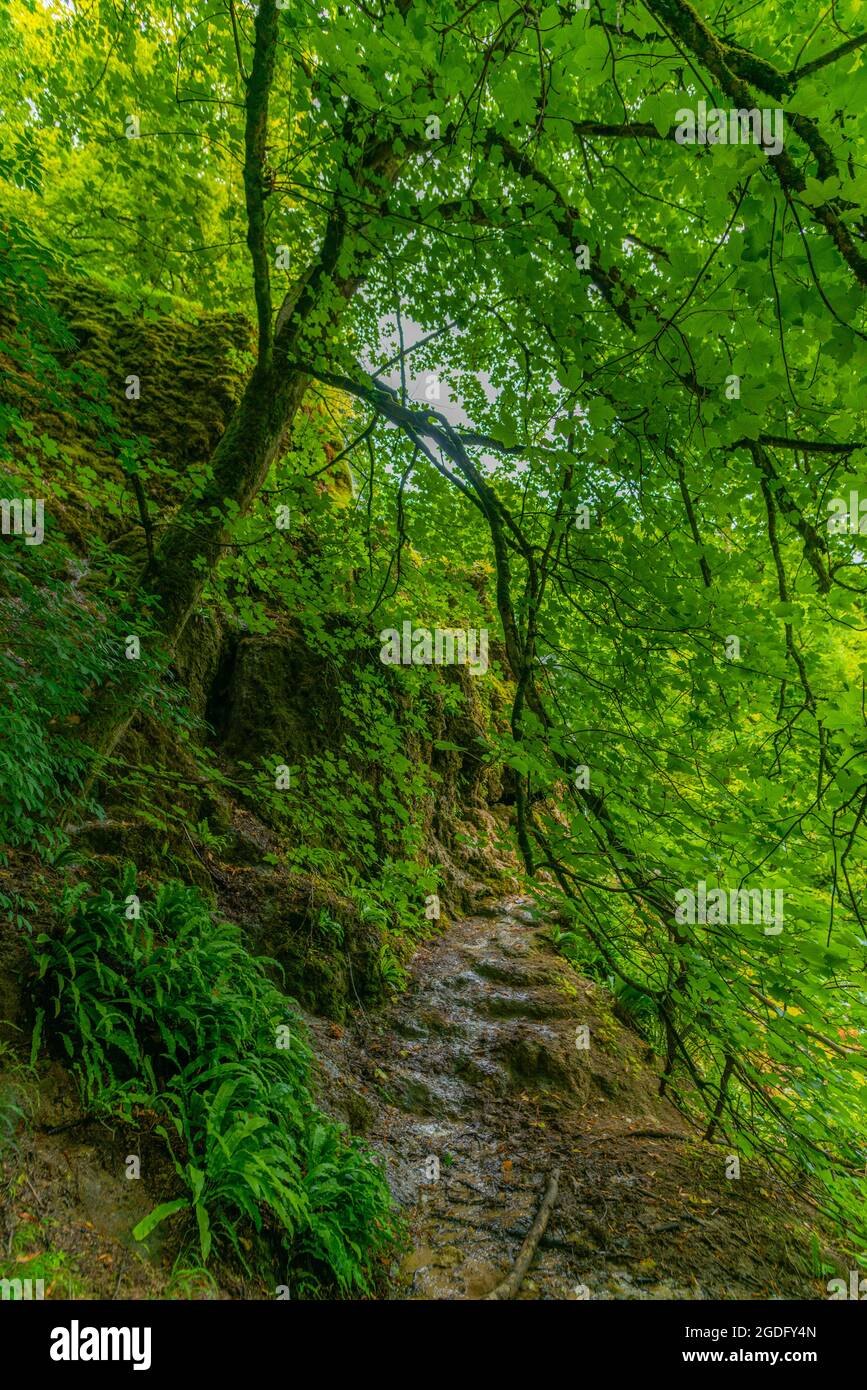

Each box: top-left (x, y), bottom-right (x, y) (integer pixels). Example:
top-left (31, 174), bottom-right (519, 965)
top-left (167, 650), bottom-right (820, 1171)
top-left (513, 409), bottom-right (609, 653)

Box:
top-left (609, 978), bottom-right (661, 1043)
top-left (378, 942), bottom-right (408, 994)
top-left (0, 1041), bottom-right (36, 1160)
top-left (165, 1258), bottom-right (221, 1301)
top-left (0, 1219), bottom-right (86, 1299)
top-left (192, 817), bottom-right (233, 855)
top-left (809, 1233), bottom-right (838, 1281)
top-left (315, 907), bottom-right (345, 946)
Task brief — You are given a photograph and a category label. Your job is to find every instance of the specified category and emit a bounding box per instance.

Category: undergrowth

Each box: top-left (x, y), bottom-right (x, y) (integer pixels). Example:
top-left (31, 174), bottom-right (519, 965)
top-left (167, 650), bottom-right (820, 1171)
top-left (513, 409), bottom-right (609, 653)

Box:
top-left (27, 868), bottom-right (399, 1295)
top-left (0, 1218), bottom-right (87, 1299)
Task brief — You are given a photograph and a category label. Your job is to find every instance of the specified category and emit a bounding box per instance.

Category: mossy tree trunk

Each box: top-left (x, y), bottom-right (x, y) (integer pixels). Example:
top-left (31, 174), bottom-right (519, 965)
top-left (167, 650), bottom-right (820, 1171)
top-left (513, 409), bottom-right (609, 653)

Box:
top-left (71, 0), bottom-right (400, 795)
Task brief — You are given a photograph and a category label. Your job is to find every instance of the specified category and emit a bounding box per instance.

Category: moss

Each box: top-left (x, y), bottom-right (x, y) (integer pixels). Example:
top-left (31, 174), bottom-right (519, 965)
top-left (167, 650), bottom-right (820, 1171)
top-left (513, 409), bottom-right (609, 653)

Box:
top-left (228, 872), bottom-right (393, 1020)
top-left (342, 1089), bottom-right (374, 1135)
top-left (0, 275), bottom-right (255, 558)
top-left (217, 631), bottom-right (329, 757)
top-left (503, 1034), bottom-right (590, 1102)
top-left (172, 608), bottom-right (225, 724)
top-left (49, 278), bottom-right (254, 479)
top-left (322, 457), bottom-right (355, 507)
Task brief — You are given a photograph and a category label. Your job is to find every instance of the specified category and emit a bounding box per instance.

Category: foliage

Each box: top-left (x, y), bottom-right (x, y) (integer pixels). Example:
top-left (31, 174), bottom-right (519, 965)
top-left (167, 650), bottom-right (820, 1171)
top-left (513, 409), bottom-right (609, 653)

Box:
top-left (2, 0), bottom-right (867, 1261)
top-left (0, 1041), bottom-right (37, 1161)
top-left (27, 872), bottom-right (397, 1293)
top-left (0, 1219), bottom-right (87, 1299)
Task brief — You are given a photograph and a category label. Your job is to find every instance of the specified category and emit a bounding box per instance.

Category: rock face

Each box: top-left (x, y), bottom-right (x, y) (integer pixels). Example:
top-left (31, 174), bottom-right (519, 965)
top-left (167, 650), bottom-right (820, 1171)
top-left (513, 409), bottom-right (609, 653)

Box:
top-left (2, 275), bottom-right (520, 1020)
top-left (216, 633), bottom-right (328, 757)
top-left (173, 610), bottom-right (225, 724)
top-left (63, 600), bottom-right (518, 1017)
top-left (233, 869), bottom-right (389, 1021)
top-left (50, 280), bottom-right (254, 476)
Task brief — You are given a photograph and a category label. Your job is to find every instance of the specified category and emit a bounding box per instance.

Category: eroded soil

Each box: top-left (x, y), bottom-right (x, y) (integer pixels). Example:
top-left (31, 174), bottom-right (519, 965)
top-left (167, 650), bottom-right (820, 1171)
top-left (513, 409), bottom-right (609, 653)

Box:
top-left (309, 897), bottom-right (839, 1300)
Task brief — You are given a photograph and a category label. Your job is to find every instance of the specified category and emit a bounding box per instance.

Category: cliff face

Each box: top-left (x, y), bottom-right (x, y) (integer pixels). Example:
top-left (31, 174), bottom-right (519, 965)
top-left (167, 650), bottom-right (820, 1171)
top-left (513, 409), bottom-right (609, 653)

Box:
top-left (1, 274), bottom-right (517, 1016)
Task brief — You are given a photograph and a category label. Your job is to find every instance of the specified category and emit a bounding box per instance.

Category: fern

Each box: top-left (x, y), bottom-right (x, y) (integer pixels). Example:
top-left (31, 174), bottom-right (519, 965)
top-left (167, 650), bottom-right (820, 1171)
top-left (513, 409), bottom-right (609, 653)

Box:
top-left (27, 869), bottom-right (398, 1294)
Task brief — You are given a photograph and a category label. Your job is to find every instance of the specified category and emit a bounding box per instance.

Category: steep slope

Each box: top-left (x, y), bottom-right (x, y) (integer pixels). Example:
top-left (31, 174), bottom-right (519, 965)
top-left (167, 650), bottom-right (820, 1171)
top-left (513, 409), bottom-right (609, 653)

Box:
top-left (310, 898), bottom-right (842, 1300)
top-left (0, 267), bottom-right (850, 1302)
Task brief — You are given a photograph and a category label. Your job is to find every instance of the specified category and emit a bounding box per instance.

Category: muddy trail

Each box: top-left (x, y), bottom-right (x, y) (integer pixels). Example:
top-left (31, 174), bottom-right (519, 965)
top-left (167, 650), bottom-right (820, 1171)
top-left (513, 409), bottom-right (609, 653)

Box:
top-left (309, 898), bottom-right (835, 1301)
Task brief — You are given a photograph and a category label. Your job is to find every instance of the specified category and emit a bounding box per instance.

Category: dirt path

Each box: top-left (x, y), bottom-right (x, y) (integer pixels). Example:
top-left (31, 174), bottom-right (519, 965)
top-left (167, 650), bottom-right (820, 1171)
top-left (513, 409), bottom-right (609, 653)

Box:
top-left (309, 898), bottom-right (835, 1300)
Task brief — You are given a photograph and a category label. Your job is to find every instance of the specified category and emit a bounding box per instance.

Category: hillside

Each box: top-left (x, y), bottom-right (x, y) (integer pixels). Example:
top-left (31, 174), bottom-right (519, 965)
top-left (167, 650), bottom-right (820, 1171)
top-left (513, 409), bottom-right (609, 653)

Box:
top-left (2, 0), bottom-right (867, 1324)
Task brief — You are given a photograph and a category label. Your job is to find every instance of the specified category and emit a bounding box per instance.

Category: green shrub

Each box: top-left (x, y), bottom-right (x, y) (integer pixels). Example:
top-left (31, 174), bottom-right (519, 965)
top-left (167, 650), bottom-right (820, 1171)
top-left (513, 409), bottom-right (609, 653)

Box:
top-left (28, 870), bottom-right (397, 1294)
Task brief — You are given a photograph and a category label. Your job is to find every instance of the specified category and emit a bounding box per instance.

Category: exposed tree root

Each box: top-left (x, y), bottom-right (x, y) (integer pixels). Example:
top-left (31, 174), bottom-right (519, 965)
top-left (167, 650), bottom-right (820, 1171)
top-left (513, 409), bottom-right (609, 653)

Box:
top-left (484, 1169), bottom-right (561, 1301)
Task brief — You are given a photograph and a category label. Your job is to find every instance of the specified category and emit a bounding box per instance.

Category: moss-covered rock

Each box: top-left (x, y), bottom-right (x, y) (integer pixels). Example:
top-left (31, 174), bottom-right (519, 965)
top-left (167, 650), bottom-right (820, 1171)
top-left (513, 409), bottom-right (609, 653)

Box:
top-left (173, 608), bottom-right (225, 725)
top-left (218, 866), bottom-right (392, 1020)
top-left (50, 279), bottom-right (254, 478)
top-left (218, 632), bottom-right (328, 757)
